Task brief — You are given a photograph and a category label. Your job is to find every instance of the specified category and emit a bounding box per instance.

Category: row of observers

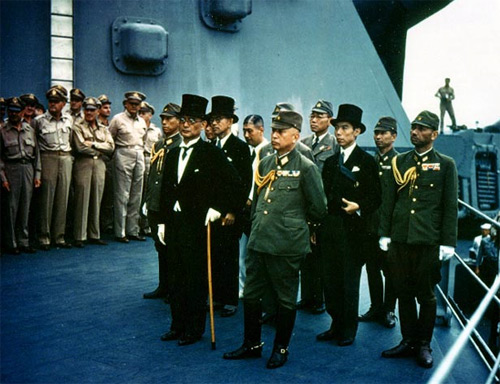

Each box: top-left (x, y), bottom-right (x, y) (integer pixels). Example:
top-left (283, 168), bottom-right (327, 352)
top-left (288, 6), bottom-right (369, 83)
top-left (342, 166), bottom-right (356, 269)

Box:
top-left (0, 90), bottom-right (458, 371)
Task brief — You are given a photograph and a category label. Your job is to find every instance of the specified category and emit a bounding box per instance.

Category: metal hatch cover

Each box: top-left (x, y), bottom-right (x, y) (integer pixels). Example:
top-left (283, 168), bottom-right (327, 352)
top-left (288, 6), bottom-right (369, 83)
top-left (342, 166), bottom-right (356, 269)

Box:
top-left (112, 16), bottom-right (168, 76)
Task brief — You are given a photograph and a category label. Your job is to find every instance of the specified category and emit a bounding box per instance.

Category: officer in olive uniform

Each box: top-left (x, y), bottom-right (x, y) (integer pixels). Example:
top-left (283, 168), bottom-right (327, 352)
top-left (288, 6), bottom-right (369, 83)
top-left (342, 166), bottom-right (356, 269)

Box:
top-left (72, 97), bottom-right (115, 247)
top-left (32, 85), bottom-right (74, 249)
top-left (109, 91), bottom-right (147, 242)
top-left (1, 97), bottom-right (41, 254)
top-left (359, 117), bottom-right (399, 327)
top-left (224, 110), bottom-right (327, 369)
top-left (299, 99), bottom-right (337, 314)
top-left (380, 110), bottom-right (458, 368)
top-left (143, 102), bottom-right (181, 300)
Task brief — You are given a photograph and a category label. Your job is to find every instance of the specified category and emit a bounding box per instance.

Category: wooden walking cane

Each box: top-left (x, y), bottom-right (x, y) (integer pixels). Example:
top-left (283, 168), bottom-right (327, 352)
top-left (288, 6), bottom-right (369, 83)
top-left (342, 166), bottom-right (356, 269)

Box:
top-left (207, 221), bottom-right (216, 350)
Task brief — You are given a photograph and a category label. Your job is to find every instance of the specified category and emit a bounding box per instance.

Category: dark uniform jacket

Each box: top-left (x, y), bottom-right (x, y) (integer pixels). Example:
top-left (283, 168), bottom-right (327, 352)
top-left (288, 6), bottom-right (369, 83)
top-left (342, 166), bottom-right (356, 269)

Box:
top-left (379, 148), bottom-right (458, 246)
top-left (145, 133), bottom-right (182, 212)
top-left (159, 139), bottom-right (242, 232)
top-left (247, 147), bottom-right (327, 256)
top-left (301, 132), bottom-right (337, 173)
top-left (322, 145), bottom-right (381, 230)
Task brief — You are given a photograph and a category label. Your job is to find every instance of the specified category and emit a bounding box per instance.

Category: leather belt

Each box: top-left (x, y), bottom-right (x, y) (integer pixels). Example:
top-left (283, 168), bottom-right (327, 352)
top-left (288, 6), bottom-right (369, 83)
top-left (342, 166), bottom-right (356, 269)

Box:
top-left (117, 145), bottom-right (143, 150)
top-left (41, 150), bottom-right (71, 156)
top-left (5, 158), bottom-right (33, 164)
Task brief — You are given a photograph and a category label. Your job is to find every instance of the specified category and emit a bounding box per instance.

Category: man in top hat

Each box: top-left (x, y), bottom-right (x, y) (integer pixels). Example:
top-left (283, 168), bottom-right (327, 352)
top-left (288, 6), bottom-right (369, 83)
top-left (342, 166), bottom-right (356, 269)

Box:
top-left (379, 110), bottom-right (458, 368)
top-left (435, 78), bottom-right (456, 133)
top-left (1, 97), bottom-right (41, 254)
top-left (72, 97), bottom-right (115, 248)
top-left (260, 103), bottom-right (314, 162)
top-left (20, 93), bottom-right (40, 125)
top-left (157, 94), bottom-right (242, 346)
top-left (298, 99), bottom-right (337, 315)
top-left (69, 88), bottom-right (86, 123)
top-left (97, 94), bottom-right (112, 127)
top-left (224, 110), bottom-right (327, 369)
top-left (317, 104), bottom-right (381, 346)
top-left (32, 85), bottom-right (74, 250)
top-left (108, 91), bottom-right (148, 243)
top-left (208, 95), bottom-right (253, 317)
top-left (142, 102), bottom-right (182, 300)
top-left (139, 101), bottom-right (162, 236)
top-left (359, 117), bottom-right (399, 328)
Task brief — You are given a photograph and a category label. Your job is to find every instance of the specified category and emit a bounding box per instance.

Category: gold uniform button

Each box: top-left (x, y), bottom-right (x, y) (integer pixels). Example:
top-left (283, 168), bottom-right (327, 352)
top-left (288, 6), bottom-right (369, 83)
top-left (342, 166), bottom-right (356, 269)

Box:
top-left (267, 199), bottom-right (271, 203)
top-left (414, 185), bottom-right (418, 189)
top-left (270, 187), bottom-right (275, 191)
top-left (430, 183), bottom-right (434, 187)
top-left (264, 210), bottom-right (268, 215)
top-left (379, 172), bottom-right (383, 176)
top-left (155, 181), bottom-right (159, 184)
top-left (417, 162), bottom-right (421, 165)
top-left (411, 210), bottom-right (415, 214)
top-left (412, 198), bottom-right (416, 202)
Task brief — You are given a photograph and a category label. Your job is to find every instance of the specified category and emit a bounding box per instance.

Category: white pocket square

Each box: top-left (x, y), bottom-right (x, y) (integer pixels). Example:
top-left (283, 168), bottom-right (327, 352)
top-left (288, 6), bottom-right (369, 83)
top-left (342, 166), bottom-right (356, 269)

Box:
top-left (194, 169), bottom-right (200, 172)
top-left (352, 166), bottom-right (360, 172)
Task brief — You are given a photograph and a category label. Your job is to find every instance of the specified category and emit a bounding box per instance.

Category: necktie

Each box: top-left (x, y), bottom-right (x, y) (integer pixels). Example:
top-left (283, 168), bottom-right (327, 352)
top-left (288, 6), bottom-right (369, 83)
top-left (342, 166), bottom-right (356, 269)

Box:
top-left (216, 139), bottom-right (221, 148)
top-left (340, 151), bottom-right (345, 164)
top-left (312, 136), bottom-right (319, 150)
top-left (250, 148), bottom-right (256, 161)
top-left (181, 147), bottom-right (189, 160)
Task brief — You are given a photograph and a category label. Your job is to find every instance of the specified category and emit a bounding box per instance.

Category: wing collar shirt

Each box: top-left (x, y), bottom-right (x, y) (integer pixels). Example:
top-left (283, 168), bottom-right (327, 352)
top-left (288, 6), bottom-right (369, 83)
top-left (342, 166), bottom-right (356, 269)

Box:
top-left (174, 136), bottom-right (202, 211)
top-left (340, 142), bottom-right (357, 163)
top-left (216, 132), bottom-right (232, 149)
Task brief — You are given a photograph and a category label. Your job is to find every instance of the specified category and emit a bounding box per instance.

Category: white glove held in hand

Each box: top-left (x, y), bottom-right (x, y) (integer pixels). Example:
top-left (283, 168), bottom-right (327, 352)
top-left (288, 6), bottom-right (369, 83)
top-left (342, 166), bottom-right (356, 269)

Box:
top-left (158, 224), bottom-right (166, 246)
top-left (439, 245), bottom-right (455, 261)
top-left (142, 203), bottom-right (148, 216)
top-left (379, 237), bottom-right (391, 251)
top-left (205, 208), bottom-right (221, 226)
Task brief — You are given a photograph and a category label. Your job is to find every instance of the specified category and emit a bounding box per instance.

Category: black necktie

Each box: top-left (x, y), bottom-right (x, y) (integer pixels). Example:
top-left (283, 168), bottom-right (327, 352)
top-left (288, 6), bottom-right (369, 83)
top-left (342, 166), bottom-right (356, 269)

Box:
top-left (181, 147), bottom-right (189, 160)
top-left (216, 139), bottom-right (221, 148)
top-left (312, 136), bottom-right (319, 150)
top-left (250, 148), bottom-right (256, 161)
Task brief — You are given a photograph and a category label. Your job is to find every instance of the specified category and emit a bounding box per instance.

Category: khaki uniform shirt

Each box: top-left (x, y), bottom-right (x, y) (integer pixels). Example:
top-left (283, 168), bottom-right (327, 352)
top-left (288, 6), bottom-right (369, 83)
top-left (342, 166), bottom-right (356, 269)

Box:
top-left (31, 111), bottom-right (73, 153)
top-left (108, 111), bottom-right (146, 148)
top-left (72, 118), bottom-right (115, 157)
top-left (0, 121), bottom-right (41, 182)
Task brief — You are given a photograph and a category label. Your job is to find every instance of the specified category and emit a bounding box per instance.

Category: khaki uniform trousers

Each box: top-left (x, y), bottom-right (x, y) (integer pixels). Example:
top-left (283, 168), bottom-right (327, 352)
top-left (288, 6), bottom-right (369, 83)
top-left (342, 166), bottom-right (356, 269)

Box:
top-left (73, 156), bottom-right (106, 241)
top-left (112, 148), bottom-right (145, 238)
top-left (2, 162), bottom-right (35, 248)
top-left (38, 152), bottom-right (73, 245)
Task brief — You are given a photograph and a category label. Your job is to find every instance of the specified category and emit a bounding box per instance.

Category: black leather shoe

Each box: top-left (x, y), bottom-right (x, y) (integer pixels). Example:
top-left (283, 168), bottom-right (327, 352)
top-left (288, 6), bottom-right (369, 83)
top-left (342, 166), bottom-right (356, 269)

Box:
top-left (178, 334), bottom-right (201, 346)
top-left (160, 330), bottom-right (181, 341)
top-left (310, 303), bottom-right (326, 315)
top-left (338, 337), bottom-right (354, 347)
top-left (381, 311), bottom-right (397, 328)
top-left (73, 240), bottom-right (85, 248)
top-left (56, 242), bottom-right (72, 249)
top-left (416, 344), bottom-right (433, 368)
top-left (223, 342), bottom-right (263, 360)
top-left (316, 328), bottom-right (338, 341)
top-left (382, 340), bottom-right (416, 358)
top-left (128, 234), bottom-right (146, 241)
top-left (19, 246), bottom-right (36, 254)
top-left (88, 238), bottom-right (107, 246)
top-left (220, 307), bottom-right (237, 317)
top-left (5, 247), bottom-right (20, 255)
top-left (296, 300), bottom-right (309, 310)
top-left (266, 345), bottom-right (288, 369)
top-left (358, 307), bottom-right (381, 322)
top-left (39, 244), bottom-right (51, 251)
top-left (115, 237), bottom-right (129, 243)
top-left (143, 288), bottom-right (167, 299)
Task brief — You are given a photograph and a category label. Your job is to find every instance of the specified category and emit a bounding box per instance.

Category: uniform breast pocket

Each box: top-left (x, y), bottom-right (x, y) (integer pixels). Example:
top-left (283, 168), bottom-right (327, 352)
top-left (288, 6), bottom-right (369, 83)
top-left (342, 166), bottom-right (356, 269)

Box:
top-left (40, 126), bottom-right (58, 145)
top-left (23, 136), bottom-right (36, 156)
top-left (4, 138), bottom-right (20, 156)
top-left (60, 125), bottom-right (72, 143)
top-left (278, 179), bottom-right (300, 192)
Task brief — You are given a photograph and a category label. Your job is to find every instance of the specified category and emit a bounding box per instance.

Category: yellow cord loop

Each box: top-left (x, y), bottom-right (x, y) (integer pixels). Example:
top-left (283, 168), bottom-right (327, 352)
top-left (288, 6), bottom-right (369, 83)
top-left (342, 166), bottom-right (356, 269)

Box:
top-left (392, 156), bottom-right (418, 195)
top-left (254, 167), bottom-right (276, 195)
top-left (150, 142), bottom-right (165, 172)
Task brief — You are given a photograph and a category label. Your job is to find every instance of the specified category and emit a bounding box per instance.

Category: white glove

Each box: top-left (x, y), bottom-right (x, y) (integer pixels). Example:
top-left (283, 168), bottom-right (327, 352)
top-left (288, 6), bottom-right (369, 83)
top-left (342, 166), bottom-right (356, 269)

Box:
top-left (158, 224), bottom-right (166, 246)
top-left (205, 208), bottom-right (221, 226)
top-left (379, 237), bottom-right (391, 252)
top-left (142, 203), bottom-right (148, 216)
top-left (439, 245), bottom-right (455, 261)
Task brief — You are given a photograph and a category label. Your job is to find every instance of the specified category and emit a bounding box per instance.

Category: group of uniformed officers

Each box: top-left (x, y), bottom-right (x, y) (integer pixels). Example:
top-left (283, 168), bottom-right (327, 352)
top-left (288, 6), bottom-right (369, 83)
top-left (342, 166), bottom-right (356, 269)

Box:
top-left (0, 88), bottom-right (458, 370)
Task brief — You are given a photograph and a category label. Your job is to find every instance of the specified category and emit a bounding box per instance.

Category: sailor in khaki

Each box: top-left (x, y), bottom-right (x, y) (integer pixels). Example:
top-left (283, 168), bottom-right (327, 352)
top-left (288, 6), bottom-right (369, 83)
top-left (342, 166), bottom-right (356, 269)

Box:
top-left (72, 97), bottom-right (115, 247)
top-left (32, 85), bottom-right (73, 249)
top-left (108, 91), bottom-right (147, 242)
top-left (0, 97), bottom-right (41, 254)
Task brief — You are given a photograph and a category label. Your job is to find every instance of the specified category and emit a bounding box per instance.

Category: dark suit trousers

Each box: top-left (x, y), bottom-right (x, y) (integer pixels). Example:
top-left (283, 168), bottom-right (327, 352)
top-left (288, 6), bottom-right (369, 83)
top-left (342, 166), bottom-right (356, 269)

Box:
top-left (148, 210), bottom-right (168, 293)
top-left (165, 212), bottom-right (207, 337)
top-left (211, 220), bottom-right (240, 307)
top-left (300, 243), bottom-right (324, 306)
top-left (387, 242), bottom-right (441, 343)
top-left (320, 214), bottom-right (365, 340)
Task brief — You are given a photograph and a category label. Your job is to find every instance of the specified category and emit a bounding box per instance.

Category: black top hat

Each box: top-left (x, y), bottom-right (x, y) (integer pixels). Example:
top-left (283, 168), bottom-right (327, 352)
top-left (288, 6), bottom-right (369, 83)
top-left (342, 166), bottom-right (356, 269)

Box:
top-left (207, 96), bottom-right (239, 123)
top-left (179, 94), bottom-right (208, 119)
top-left (330, 104), bottom-right (366, 133)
